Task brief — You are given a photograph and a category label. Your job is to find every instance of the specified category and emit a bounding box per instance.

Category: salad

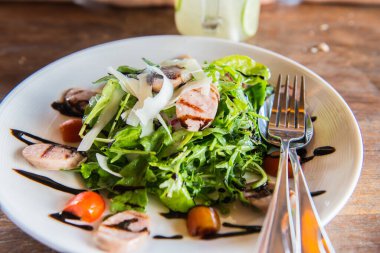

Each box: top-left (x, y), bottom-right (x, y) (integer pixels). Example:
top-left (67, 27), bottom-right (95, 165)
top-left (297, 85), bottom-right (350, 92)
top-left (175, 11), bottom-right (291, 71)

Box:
top-left (19, 54), bottom-right (274, 252)
top-left (78, 55), bottom-right (270, 214)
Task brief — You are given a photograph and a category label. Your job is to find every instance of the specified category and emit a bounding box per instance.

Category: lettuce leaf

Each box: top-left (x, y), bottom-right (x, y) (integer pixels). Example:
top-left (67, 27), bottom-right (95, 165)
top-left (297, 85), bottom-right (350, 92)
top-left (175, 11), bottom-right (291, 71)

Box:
top-left (159, 185), bottom-right (194, 213)
top-left (110, 190), bottom-right (148, 213)
top-left (212, 55), bottom-right (270, 80)
top-left (207, 54), bottom-right (270, 110)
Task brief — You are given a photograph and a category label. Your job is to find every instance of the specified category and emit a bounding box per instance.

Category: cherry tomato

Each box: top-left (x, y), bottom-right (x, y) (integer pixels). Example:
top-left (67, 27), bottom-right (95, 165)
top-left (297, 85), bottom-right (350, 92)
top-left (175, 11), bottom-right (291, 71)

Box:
top-left (263, 151), bottom-right (296, 178)
top-left (59, 118), bottom-right (82, 143)
top-left (63, 191), bottom-right (105, 222)
top-left (187, 206), bottom-right (220, 236)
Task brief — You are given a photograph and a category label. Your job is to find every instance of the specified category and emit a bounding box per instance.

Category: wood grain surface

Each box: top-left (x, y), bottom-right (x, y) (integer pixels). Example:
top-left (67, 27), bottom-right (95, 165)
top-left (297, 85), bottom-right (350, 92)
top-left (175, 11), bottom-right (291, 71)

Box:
top-left (0, 2), bottom-right (379, 253)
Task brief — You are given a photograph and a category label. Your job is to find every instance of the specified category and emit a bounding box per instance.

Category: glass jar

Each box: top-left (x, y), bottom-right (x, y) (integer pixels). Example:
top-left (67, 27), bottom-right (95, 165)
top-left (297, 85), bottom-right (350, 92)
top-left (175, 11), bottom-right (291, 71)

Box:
top-left (174, 0), bottom-right (261, 42)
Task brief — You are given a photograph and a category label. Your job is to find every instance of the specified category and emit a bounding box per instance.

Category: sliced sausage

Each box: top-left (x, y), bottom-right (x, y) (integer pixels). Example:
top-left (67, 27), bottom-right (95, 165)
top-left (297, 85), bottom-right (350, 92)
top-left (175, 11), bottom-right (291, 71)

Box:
top-left (176, 84), bottom-right (219, 132)
top-left (22, 143), bottom-right (86, 170)
top-left (148, 66), bottom-right (192, 93)
top-left (94, 210), bottom-right (150, 253)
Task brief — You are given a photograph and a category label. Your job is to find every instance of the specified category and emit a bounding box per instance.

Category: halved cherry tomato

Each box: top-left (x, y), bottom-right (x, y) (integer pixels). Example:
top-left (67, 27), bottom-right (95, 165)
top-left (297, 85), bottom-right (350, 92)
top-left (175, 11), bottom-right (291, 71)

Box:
top-left (263, 151), bottom-right (296, 178)
top-left (59, 118), bottom-right (82, 143)
top-left (187, 206), bottom-right (220, 236)
top-left (63, 191), bottom-right (105, 222)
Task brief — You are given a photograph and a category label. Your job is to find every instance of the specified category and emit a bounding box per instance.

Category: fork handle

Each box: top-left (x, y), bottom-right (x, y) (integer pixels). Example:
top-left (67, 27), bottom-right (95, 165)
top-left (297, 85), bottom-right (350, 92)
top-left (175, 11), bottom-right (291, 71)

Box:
top-left (289, 149), bottom-right (336, 253)
top-left (257, 140), bottom-right (296, 253)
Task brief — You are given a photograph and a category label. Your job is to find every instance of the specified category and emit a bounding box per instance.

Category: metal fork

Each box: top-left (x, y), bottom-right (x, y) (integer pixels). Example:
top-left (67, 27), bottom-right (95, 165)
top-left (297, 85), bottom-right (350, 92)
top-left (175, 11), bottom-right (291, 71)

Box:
top-left (288, 78), bottom-right (336, 253)
top-left (257, 75), bottom-right (305, 253)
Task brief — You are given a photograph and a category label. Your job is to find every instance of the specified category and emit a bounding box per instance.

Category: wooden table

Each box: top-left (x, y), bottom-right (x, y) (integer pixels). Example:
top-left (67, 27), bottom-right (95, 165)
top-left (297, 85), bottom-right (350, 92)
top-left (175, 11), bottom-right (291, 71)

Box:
top-left (0, 2), bottom-right (379, 253)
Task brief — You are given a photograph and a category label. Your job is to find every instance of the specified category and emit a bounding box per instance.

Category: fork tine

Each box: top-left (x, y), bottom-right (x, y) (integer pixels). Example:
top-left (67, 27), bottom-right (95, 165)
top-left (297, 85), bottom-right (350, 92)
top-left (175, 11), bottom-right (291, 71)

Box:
top-left (269, 75), bottom-right (282, 129)
top-left (278, 75), bottom-right (289, 128)
top-left (288, 76), bottom-right (297, 128)
top-left (297, 76), bottom-right (306, 130)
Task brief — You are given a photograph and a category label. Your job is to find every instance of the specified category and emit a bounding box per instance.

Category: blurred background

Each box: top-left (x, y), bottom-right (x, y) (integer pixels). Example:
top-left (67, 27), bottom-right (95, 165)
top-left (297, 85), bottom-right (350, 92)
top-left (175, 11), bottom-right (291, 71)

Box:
top-left (0, 0), bottom-right (379, 252)
top-left (0, 0), bottom-right (379, 99)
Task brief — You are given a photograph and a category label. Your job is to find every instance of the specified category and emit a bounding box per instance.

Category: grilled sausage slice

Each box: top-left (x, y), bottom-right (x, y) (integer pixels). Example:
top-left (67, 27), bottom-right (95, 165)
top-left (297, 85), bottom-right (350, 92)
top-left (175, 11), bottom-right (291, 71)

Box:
top-left (95, 210), bottom-right (150, 253)
top-left (176, 84), bottom-right (220, 132)
top-left (148, 66), bottom-right (192, 93)
top-left (22, 143), bottom-right (86, 170)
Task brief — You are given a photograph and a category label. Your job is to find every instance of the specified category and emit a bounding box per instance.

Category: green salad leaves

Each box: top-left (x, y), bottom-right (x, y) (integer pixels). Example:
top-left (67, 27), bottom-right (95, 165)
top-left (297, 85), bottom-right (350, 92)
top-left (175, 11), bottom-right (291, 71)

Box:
top-left (79, 55), bottom-right (271, 214)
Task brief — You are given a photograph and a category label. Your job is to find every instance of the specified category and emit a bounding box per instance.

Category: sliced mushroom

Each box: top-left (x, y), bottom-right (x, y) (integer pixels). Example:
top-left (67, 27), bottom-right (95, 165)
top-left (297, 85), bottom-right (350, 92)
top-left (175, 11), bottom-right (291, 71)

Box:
top-left (94, 210), bottom-right (150, 253)
top-left (176, 84), bottom-right (220, 132)
top-left (22, 143), bottom-right (86, 170)
top-left (51, 88), bottom-right (98, 117)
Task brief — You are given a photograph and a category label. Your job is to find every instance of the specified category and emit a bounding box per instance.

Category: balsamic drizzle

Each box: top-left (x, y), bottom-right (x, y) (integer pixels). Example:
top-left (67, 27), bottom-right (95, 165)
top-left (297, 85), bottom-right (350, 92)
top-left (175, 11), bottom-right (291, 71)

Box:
top-left (313, 146), bottom-right (336, 156)
top-left (298, 146), bottom-right (336, 164)
top-left (201, 230), bottom-right (259, 240)
top-left (105, 218), bottom-right (148, 233)
top-left (106, 218), bottom-right (138, 231)
top-left (50, 212), bottom-right (93, 231)
top-left (153, 235), bottom-right (183, 240)
top-left (11, 129), bottom-right (60, 146)
top-left (11, 129), bottom-right (83, 156)
top-left (152, 221), bottom-right (262, 240)
top-left (311, 116), bottom-right (317, 122)
top-left (201, 222), bottom-right (262, 240)
top-left (13, 169), bottom-right (85, 195)
top-left (310, 190), bottom-right (326, 197)
top-left (10, 121), bottom-right (329, 237)
top-left (160, 210), bottom-right (187, 219)
top-left (222, 222), bottom-right (262, 231)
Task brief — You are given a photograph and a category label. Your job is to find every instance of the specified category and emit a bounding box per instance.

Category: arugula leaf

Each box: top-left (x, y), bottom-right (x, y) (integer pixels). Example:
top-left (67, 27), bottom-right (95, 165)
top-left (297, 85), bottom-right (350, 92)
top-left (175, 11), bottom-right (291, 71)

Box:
top-left (117, 65), bottom-right (144, 75)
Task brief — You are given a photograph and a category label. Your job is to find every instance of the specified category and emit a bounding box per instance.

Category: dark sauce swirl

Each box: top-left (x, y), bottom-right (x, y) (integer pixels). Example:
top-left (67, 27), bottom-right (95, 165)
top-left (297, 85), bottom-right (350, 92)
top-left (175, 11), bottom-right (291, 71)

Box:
top-left (310, 190), bottom-right (326, 197)
top-left (50, 212), bottom-right (93, 231)
top-left (298, 146), bottom-right (336, 164)
top-left (11, 129), bottom-right (60, 146)
top-left (13, 169), bottom-right (85, 195)
top-left (201, 230), bottom-right (259, 240)
top-left (201, 222), bottom-right (262, 240)
top-left (222, 222), bottom-right (262, 231)
top-left (153, 235), bottom-right (183, 240)
top-left (160, 210), bottom-right (187, 219)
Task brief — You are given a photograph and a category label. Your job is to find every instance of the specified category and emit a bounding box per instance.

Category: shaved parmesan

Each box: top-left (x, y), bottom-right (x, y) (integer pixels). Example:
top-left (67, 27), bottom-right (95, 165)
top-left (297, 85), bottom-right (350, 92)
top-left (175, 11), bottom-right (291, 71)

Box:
top-left (134, 66), bottom-right (174, 126)
top-left (161, 58), bottom-right (205, 81)
top-left (107, 67), bottom-right (138, 97)
top-left (96, 153), bottom-right (123, 178)
top-left (125, 73), bottom-right (155, 136)
top-left (78, 88), bottom-right (124, 151)
top-left (157, 114), bottom-right (172, 139)
top-left (165, 77), bottom-right (212, 109)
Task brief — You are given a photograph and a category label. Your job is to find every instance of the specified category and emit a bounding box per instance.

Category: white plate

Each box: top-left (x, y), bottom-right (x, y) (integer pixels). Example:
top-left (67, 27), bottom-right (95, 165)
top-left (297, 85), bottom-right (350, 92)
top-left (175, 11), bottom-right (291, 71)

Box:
top-left (0, 35), bottom-right (363, 253)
